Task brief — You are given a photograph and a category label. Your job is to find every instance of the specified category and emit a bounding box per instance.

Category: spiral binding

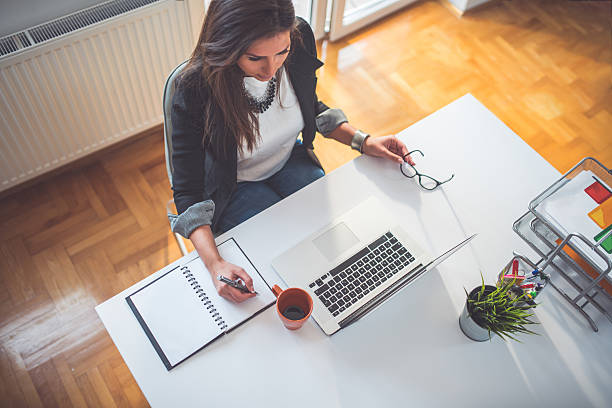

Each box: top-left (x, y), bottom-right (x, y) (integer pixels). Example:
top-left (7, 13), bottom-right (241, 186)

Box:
top-left (180, 266), bottom-right (228, 331)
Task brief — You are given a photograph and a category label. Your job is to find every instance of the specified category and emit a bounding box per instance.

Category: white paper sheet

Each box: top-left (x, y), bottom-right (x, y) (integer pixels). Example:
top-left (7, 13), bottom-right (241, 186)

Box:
top-left (538, 170), bottom-right (611, 271)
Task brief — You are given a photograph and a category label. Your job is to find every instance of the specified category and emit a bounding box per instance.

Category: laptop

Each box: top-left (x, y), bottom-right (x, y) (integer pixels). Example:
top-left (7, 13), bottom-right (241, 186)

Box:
top-left (271, 197), bottom-right (476, 335)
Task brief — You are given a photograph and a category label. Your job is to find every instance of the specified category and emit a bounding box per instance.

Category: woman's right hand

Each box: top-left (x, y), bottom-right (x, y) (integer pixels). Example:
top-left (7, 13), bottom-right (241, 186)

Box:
top-left (209, 259), bottom-right (256, 303)
top-left (188, 225), bottom-right (255, 303)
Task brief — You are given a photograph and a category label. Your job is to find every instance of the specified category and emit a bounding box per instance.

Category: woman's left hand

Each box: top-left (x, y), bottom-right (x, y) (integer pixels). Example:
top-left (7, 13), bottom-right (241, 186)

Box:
top-left (361, 135), bottom-right (414, 165)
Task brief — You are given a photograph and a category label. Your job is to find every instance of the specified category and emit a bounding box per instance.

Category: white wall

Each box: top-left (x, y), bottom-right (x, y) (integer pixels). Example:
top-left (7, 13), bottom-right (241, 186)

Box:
top-left (0, 0), bottom-right (102, 37)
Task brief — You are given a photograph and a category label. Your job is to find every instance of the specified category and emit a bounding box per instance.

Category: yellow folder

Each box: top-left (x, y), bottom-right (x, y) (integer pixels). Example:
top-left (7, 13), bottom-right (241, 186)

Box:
top-left (588, 198), bottom-right (612, 229)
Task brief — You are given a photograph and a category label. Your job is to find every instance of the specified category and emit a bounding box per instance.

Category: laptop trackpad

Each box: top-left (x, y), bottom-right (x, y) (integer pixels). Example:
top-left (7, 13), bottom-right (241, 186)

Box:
top-left (313, 222), bottom-right (360, 262)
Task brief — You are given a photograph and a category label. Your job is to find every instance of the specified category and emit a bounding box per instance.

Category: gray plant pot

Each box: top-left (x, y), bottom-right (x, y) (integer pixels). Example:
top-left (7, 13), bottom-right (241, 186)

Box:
top-left (459, 286), bottom-right (496, 342)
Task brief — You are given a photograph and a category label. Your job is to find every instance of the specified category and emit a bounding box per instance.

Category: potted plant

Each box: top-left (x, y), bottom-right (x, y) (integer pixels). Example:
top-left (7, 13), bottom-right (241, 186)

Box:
top-left (459, 274), bottom-right (538, 342)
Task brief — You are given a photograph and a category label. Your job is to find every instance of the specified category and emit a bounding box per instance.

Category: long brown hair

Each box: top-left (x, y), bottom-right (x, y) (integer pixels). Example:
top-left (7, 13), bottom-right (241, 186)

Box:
top-left (181, 0), bottom-right (298, 159)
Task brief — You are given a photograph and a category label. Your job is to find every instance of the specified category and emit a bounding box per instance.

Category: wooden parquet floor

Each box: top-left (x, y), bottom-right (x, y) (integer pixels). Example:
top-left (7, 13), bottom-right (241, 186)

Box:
top-left (1, 1), bottom-right (610, 406)
top-left (314, 0), bottom-right (612, 171)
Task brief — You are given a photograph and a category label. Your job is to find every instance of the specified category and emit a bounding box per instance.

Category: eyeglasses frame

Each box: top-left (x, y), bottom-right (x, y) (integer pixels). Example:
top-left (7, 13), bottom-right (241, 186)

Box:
top-left (400, 149), bottom-right (454, 190)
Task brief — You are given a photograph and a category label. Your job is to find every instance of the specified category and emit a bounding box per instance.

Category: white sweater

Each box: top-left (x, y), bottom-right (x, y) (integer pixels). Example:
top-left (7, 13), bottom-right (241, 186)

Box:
top-left (237, 68), bottom-right (304, 182)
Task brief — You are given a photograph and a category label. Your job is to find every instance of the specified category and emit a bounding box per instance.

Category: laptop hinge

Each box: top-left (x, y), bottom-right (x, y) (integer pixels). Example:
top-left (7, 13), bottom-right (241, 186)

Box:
top-left (338, 263), bottom-right (425, 329)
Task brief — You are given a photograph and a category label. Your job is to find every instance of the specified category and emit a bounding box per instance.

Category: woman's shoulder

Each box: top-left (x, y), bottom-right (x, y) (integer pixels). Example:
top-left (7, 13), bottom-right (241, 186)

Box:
top-left (295, 17), bottom-right (316, 55)
top-left (296, 16), bottom-right (314, 36)
top-left (173, 62), bottom-right (210, 107)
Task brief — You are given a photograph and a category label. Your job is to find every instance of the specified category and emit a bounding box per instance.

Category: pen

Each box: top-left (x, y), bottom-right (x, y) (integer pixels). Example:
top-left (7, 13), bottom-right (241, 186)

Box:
top-left (525, 269), bottom-right (540, 281)
top-left (217, 275), bottom-right (257, 294)
top-left (503, 274), bottom-right (525, 281)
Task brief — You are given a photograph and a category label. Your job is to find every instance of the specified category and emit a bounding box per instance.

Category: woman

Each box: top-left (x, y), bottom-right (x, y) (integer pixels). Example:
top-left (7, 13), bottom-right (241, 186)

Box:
top-left (171, 0), bottom-right (412, 303)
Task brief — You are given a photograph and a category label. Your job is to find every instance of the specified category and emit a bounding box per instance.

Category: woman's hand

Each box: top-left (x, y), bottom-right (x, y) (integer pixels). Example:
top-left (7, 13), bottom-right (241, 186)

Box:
top-left (208, 259), bottom-right (256, 303)
top-left (361, 135), bottom-right (414, 165)
top-left (189, 225), bottom-right (255, 303)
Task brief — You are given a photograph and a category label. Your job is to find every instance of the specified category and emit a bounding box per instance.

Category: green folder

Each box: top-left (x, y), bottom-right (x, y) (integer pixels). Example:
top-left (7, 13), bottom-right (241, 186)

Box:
top-left (594, 224), bottom-right (612, 254)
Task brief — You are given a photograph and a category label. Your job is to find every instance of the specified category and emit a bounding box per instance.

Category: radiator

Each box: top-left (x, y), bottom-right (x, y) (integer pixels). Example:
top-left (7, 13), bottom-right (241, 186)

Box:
top-left (0, 0), bottom-right (203, 192)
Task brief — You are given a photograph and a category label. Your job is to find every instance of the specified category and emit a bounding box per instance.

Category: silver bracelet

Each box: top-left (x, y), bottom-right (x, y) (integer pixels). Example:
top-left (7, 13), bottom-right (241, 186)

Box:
top-left (350, 130), bottom-right (370, 153)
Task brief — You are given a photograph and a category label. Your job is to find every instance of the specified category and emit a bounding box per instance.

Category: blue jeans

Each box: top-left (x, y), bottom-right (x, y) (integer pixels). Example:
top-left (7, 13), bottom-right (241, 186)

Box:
top-left (215, 143), bottom-right (325, 234)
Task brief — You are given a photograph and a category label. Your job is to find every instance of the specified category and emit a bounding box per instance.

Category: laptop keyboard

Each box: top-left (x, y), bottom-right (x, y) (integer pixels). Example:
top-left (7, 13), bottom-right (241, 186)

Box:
top-left (308, 232), bottom-right (415, 317)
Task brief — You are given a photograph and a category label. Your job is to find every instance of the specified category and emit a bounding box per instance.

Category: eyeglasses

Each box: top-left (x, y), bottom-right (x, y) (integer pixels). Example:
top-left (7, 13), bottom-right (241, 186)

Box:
top-left (400, 149), bottom-right (454, 190)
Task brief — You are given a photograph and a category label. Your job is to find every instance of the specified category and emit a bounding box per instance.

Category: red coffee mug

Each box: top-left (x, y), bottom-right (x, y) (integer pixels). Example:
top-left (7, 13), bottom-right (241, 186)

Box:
top-left (272, 285), bottom-right (313, 330)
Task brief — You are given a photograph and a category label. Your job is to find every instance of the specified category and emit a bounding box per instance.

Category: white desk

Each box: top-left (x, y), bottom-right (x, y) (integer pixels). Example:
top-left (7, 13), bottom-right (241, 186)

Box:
top-left (96, 94), bottom-right (612, 408)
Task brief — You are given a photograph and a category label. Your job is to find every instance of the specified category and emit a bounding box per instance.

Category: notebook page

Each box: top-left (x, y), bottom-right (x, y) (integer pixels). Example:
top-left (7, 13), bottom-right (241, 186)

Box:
top-left (128, 266), bottom-right (223, 367)
top-left (187, 238), bottom-right (276, 330)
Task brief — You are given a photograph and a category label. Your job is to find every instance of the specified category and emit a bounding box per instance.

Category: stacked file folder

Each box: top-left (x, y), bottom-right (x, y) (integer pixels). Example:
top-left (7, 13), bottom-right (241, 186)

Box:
top-left (513, 157), bottom-right (612, 332)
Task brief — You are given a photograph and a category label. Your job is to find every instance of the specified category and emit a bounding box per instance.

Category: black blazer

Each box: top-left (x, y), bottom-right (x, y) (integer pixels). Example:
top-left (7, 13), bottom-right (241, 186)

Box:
top-left (171, 18), bottom-right (329, 231)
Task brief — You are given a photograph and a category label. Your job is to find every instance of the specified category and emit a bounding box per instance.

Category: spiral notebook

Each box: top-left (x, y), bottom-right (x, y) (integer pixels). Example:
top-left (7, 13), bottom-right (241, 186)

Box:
top-left (126, 238), bottom-right (276, 370)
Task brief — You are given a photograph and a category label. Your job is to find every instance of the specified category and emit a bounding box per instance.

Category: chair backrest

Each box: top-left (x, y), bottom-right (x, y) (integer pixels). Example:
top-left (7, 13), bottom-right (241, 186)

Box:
top-left (162, 60), bottom-right (189, 188)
